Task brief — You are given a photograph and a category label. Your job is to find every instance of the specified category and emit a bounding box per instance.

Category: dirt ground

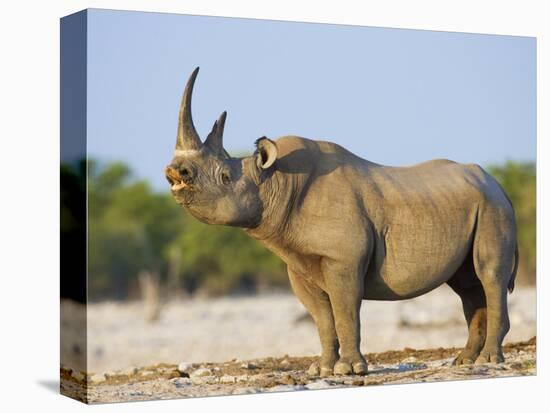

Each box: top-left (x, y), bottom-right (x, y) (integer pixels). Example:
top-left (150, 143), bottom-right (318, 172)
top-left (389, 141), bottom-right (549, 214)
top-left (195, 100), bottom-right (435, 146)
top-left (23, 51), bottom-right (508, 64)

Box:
top-left (60, 286), bottom-right (536, 403)
top-left (61, 337), bottom-right (536, 404)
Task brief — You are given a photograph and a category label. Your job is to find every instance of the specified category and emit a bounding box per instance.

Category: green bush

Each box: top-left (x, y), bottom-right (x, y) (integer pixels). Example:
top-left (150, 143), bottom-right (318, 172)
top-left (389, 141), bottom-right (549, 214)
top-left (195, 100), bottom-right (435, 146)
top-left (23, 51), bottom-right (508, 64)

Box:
top-left (168, 217), bottom-right (286, 296)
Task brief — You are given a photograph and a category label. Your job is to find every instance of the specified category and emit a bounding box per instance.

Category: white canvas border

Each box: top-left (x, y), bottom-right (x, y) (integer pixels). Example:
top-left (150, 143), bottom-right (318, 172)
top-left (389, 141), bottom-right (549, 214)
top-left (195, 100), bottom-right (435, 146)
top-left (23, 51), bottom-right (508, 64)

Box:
top-left (0, 1), bottom-right (545, 412)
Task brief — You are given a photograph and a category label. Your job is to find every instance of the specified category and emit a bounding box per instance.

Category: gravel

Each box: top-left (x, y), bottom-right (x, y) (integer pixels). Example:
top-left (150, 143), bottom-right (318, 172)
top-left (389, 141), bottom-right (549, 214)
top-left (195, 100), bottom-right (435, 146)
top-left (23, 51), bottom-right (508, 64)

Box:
top-left (63, 338), bottom-right (536, 403)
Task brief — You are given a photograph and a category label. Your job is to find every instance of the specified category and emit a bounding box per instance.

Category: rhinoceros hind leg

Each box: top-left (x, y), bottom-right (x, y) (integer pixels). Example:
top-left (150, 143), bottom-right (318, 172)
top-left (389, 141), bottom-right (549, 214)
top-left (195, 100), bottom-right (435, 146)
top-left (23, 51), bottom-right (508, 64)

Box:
top-left (471, 207), bottom-right (514, 364)
top-left (472, 277), bottom-right (508, 364)
top-left (447, 265), bottom-right (487, 365)
top-left (473, 282), bottom-right (508, 364)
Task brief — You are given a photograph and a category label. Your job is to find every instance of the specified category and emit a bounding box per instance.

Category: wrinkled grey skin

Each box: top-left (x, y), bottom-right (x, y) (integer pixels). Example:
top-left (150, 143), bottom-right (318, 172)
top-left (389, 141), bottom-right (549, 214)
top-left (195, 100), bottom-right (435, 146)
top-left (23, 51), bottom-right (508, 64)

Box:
top-left (166, 68), bottom-right (518, 377)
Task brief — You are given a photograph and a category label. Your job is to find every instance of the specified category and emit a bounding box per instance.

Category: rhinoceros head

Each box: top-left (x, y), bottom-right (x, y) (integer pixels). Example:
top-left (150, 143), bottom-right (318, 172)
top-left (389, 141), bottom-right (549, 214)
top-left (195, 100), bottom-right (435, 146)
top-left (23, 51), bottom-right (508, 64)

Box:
top-left (165, 67), bottom-right (278, 227)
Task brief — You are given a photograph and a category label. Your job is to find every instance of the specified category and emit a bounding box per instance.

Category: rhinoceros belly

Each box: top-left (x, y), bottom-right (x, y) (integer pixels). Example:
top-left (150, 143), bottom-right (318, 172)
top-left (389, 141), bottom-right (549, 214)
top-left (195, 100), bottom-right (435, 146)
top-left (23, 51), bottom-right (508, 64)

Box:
top-left (363, 207), bottom-right (476, 300)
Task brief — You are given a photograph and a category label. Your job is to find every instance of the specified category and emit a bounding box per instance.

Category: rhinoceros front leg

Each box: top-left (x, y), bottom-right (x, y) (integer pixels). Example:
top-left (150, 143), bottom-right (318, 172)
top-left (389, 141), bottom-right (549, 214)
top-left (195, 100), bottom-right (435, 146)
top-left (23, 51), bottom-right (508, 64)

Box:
top-left (322, 260), bottom-right (368, 376)
top-left (288, 269), bottom-right (339, 377)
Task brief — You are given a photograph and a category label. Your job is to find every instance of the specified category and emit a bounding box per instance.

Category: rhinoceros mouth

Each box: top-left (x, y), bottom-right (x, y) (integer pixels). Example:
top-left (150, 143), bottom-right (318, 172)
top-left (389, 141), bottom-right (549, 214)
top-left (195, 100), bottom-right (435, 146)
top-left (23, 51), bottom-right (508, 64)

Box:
top-left (171, 181), bottom-right (188, 191)
top-left (165, 166), bottom-right (190, 191)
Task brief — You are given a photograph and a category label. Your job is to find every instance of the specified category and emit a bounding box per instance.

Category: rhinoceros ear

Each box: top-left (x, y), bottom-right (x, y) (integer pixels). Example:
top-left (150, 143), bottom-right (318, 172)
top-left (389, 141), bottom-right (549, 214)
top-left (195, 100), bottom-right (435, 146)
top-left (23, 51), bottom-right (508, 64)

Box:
top-left (255, 137), bottom-right (277, 169)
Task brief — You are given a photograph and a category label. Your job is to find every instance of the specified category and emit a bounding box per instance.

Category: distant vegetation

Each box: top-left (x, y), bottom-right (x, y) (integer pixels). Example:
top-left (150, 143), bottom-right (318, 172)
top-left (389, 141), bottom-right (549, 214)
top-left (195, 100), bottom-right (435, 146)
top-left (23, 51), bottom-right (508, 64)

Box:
top-left (488, 161), bottom-right (536, 285)
top-left (60, 159), bottom-right (535, 301)
top-left (85, 160), bottom-right (286, 300)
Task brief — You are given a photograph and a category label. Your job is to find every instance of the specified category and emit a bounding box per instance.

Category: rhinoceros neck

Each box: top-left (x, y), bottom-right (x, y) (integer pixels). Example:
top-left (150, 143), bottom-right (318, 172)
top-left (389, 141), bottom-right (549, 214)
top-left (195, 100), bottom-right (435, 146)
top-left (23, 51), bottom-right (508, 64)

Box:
top-left (243, 135), bottom-right (373, 254)
top-left (244, 167), bottom-right (297, 243)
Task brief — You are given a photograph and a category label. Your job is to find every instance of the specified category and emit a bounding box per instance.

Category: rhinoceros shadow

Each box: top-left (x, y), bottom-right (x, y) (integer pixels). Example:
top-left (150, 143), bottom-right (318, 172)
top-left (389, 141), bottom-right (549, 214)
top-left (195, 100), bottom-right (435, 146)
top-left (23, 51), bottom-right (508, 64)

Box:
top-left (274, 140), bottom-right (352, 177)
top-left (272, 140), bottom-right (357, 210)
top-left (368, 363), bottom-right (429, 375)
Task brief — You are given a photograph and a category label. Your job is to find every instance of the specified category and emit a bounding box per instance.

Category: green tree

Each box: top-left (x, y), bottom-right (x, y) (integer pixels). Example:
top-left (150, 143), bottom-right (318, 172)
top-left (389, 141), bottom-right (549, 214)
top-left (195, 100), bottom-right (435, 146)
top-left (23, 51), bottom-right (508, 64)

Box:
top-left (88, 161), bottom-right (184, 299)
top-left (87, 160), bottom-right (286, 300)
top-left (168, 218), bottom-right (286, 296)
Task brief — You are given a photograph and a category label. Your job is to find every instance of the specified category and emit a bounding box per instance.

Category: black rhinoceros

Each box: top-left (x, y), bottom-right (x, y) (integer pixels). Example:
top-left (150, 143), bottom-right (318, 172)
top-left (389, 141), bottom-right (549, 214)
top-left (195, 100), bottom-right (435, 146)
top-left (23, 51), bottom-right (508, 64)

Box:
top-left (165, 68), bottom-right (518, 377)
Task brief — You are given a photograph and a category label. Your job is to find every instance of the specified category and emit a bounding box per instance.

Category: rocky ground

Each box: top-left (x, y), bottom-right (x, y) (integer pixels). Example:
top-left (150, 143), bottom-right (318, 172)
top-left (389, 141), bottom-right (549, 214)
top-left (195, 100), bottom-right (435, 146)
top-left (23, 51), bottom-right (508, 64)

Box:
top-left (61, 337), bottom-right (536, 404)
top-left (60, 286), bottom-right (536, 403)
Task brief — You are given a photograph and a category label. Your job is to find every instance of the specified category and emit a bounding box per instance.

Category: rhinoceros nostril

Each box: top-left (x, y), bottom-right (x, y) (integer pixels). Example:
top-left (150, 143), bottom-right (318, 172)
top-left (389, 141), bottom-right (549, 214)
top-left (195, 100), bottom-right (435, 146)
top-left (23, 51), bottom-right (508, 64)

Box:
top-left (165, 166), bottom-right (179, 183)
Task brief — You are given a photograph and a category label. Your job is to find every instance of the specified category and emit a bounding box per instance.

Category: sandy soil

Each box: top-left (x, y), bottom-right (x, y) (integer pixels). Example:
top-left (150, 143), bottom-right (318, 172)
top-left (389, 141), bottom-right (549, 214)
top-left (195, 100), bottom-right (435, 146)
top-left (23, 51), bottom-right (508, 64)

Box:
top-left (76, 286), bottom-right (536, 373)
top-left (61, 337), bottom-right (536, 404)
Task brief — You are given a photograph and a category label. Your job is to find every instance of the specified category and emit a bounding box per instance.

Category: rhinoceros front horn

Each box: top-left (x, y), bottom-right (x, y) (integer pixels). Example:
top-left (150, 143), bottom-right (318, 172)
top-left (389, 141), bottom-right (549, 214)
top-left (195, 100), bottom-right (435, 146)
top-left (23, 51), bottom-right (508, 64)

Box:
top-left (176, 67), bottom-right (203, 151)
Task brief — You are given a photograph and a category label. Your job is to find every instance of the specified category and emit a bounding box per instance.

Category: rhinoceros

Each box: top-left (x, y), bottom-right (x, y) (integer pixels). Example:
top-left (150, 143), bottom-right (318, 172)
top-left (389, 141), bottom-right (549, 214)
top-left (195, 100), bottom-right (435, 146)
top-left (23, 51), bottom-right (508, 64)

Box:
top-left (165, 67), bottom-right (518, 377)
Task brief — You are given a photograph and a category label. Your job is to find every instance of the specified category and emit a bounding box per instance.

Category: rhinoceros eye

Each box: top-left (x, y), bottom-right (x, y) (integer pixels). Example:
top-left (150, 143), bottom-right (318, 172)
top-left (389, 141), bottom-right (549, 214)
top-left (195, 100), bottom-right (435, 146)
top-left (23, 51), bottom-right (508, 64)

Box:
top-left (221, 172), bottom-right (231, 185)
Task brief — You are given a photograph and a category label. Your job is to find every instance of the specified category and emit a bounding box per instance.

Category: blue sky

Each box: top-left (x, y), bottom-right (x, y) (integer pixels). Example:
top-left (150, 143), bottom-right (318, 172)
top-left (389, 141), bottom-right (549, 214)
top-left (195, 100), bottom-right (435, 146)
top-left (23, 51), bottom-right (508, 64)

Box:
top-left (84, 9), bottom-right (536, 190)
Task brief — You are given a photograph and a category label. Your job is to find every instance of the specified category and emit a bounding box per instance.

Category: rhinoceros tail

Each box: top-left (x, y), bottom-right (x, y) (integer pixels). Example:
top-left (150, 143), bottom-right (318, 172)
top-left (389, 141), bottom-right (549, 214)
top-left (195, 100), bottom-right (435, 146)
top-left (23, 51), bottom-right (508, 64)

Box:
top-left (490, 174), bottom-right (519, 294)
top-left (508, 243), bottom-right (519, 294)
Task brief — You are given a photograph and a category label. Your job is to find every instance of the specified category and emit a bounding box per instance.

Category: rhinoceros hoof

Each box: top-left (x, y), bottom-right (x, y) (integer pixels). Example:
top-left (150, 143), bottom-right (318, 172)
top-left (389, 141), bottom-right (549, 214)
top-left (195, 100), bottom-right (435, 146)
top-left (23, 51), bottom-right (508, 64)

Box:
top-left (307, 362), bottom-right (336, 377)
top-left (352, 361), bottom-right (368, 375)
top-left (320, 367), bottom-right (334, 377)
top-left (334, 360), bottom-right (368, 376)
top-left (453, 349), bottom-right (479, 365)
top-left (475, 350), bottom-right (504, 364)
top-left (334, 361), bottom-right (353, 375)
top-left (453, 356), bottom-right (474, 365)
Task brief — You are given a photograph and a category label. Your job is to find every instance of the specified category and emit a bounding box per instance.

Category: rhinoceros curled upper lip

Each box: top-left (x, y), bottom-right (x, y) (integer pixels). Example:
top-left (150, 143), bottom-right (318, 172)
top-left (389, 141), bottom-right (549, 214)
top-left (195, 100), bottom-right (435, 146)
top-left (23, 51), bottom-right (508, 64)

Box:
top-left (171, 181), bottom-right (188, 191)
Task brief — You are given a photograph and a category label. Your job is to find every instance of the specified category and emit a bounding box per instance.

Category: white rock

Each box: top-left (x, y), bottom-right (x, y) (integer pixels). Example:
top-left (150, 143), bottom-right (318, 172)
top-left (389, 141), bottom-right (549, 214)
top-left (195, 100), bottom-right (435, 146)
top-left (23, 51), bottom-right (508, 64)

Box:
top-left (191, 367), bottom-right (213, 377)
top-left (305, 379), bottom-right (333, 390)
top-left (90, 373), bottom-right (106, 383)
top-left (70, 370), bottom-right (84, 381)
top-left (220, 375), bottom-right (236, 383)
top-left (190, 377), bottom-right (204, 385)
top-left (281, 359), bottom-right (291, 367)
top-left (401, 356), bottom-right (417, 364)
top-left (191, 375), bottom-right (217, 385)
top-left (267, 384), bottom-right (307, 392)
top-left (177, 362), bottom-right (192, 374)
top-left (170, 377), bottom-right (192, 387)
top-left (240, 362), bottom-right (258, 370)
top-left (122, 367), bottom-right (137, 376)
